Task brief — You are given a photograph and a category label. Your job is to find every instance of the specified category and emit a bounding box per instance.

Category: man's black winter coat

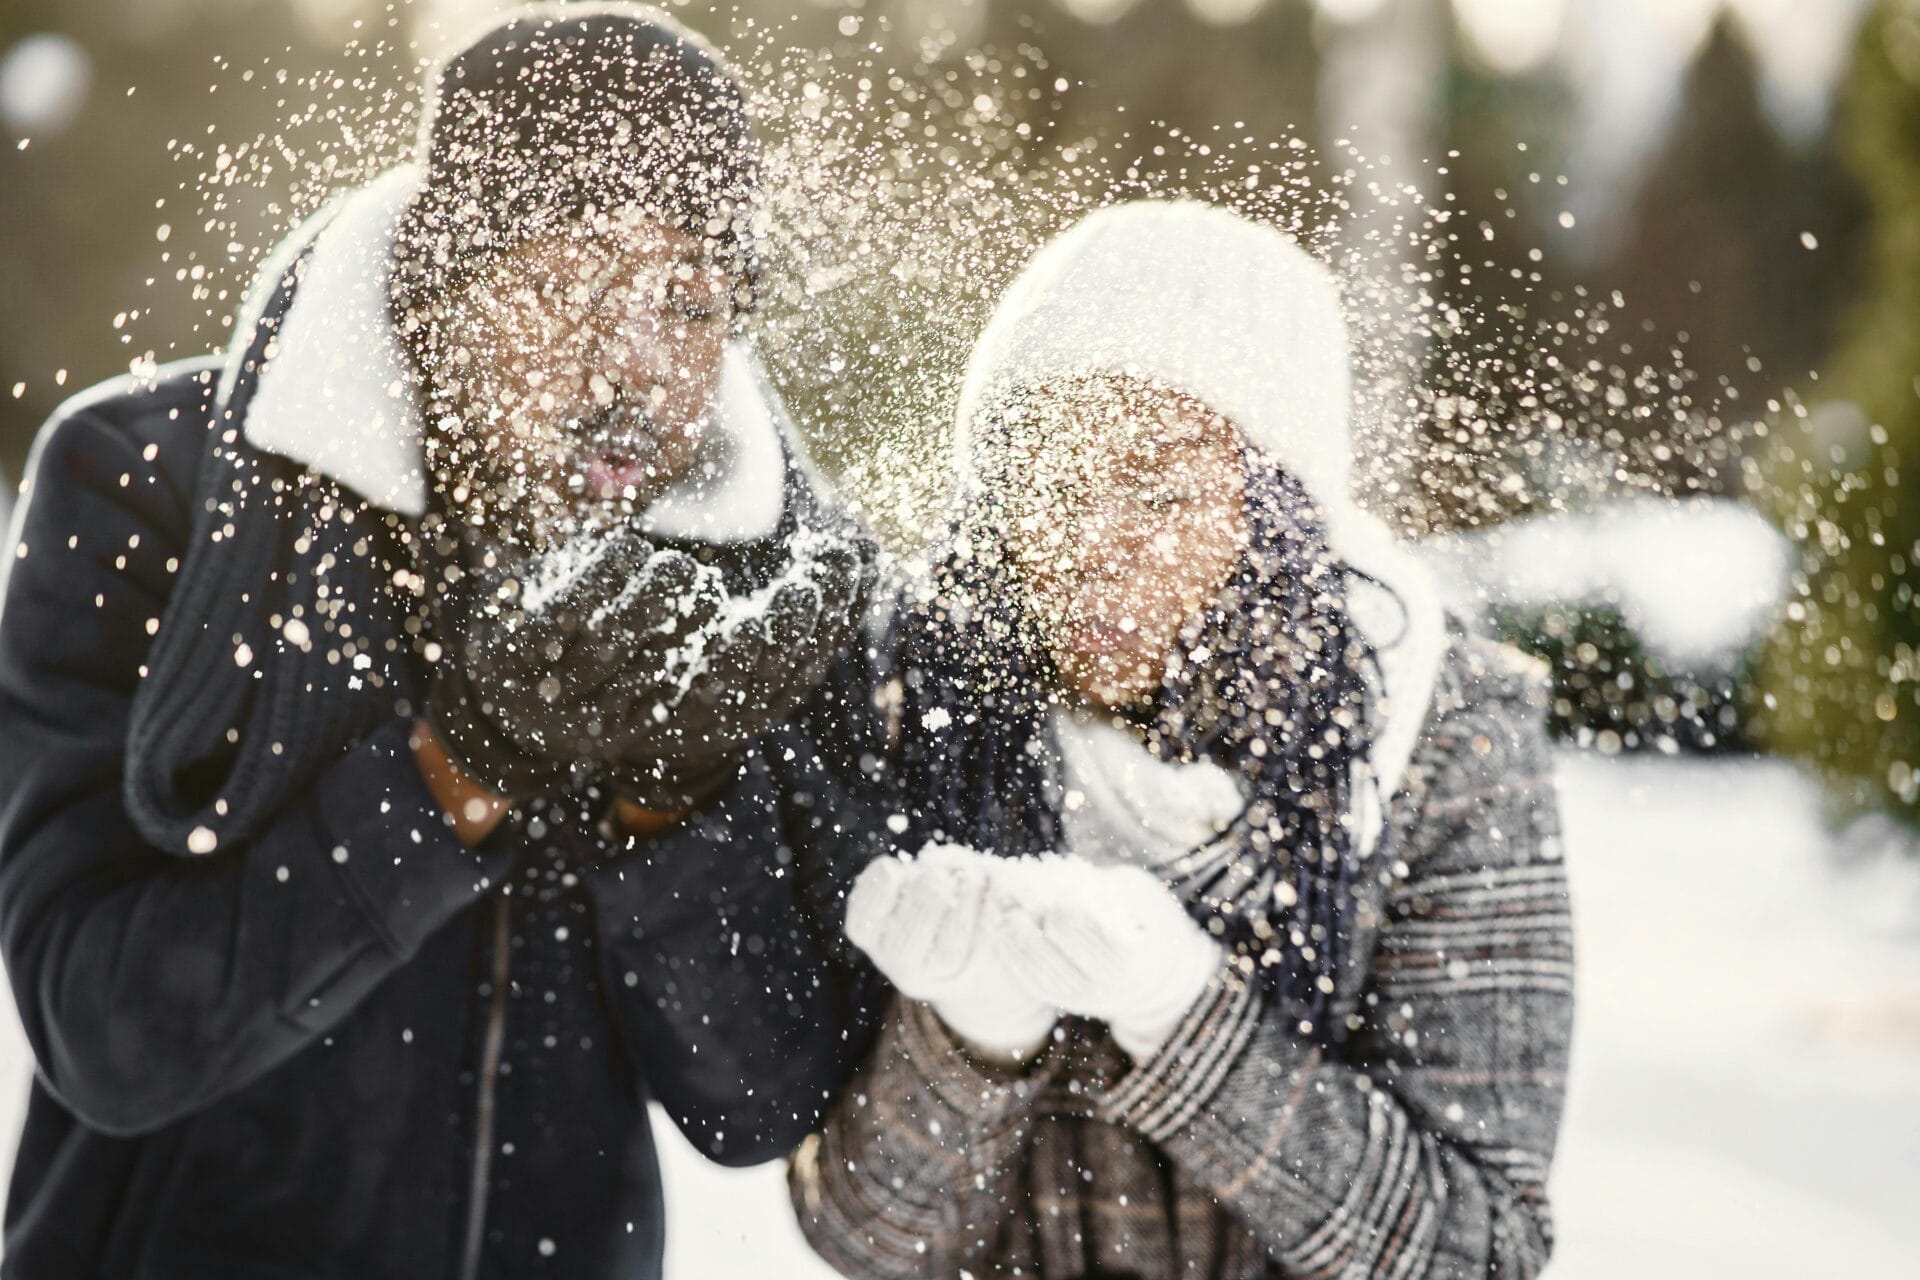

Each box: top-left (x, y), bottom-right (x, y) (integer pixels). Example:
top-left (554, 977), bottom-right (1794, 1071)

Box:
top-left (0, 359), bottom-right (889, 1278)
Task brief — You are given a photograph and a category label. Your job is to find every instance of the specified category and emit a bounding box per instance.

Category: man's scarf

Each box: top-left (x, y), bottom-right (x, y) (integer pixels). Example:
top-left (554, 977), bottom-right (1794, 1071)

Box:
top-left (894, 457), bottom-right (1379, 1043)
top-left (124, 253), bottom-right (420, 856)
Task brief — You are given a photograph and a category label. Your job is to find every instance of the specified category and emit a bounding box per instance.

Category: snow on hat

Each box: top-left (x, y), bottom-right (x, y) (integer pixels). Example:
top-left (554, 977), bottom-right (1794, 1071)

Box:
top-left (955, 199), bottom-right (1447, 801)
top-left (956, 199), bottom-right (1352, 508)
top-left (394, 3), bottom-right (760, 314)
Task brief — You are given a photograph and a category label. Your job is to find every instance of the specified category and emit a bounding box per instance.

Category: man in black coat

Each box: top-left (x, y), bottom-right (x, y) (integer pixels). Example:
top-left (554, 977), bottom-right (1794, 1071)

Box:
top-left (0, 6), bottom-right (888, 1277)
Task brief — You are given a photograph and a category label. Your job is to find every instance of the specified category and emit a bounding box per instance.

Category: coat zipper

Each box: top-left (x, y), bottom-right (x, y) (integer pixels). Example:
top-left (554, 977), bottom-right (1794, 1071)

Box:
top-left (460, 892), bottom-right (512, 1280)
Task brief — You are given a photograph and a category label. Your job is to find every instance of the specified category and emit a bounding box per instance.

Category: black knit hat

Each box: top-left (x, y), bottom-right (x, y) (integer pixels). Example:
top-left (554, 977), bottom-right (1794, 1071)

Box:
top-left (392, 3), bottom-right (760, 322)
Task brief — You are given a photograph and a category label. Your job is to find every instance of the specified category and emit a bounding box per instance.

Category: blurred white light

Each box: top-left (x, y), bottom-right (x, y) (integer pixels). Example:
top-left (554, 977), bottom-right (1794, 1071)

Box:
top-left (900, 0), bottom-right (990, 46)
top-left (294, 0), bottom-right (377, 40)
top-left (1731, 0), bottom-right (1874, 135)
top-left (1639, 0), bottom-right (1720, 53)
top-left (1188, 0), bottom-right (1270, 25)
top-left (1314, 0), bottom-right (1392, 22)
top-left (1454, 0), bottom-right (1568, 74)
top-left (0, 33), bottom-right (92, 137)
top-left (1054, 0), bottom-right (1146, 25)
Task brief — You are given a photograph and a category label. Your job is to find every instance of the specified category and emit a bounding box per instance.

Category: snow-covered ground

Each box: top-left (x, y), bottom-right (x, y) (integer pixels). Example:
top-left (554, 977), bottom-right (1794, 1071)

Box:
top-left (0, 752), bottom-right (1916, 1276)
top-left (1547, 753), bottom-right (1920, 1277)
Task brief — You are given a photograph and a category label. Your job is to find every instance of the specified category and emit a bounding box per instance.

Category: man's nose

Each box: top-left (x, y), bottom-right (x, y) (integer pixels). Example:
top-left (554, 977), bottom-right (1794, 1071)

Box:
top-left (594, 315), bottom-right (674, 391)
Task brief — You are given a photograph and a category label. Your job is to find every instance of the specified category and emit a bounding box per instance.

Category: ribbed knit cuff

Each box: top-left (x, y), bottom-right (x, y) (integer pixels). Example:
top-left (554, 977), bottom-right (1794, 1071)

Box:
top-left (1095, 959), bottom-right (1262, 1143)
top-left (898, 997), bottom-right (1063, 1125)
top-left (308, 719), bottom-right (511, 955)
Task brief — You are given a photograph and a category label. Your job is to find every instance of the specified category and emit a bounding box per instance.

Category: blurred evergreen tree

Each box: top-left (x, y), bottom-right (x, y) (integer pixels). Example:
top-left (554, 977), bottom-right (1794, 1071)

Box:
top-left (1602, 14), bottom-right (1861, 444)
top-left (1757, 0), bottom-right (1920, 815)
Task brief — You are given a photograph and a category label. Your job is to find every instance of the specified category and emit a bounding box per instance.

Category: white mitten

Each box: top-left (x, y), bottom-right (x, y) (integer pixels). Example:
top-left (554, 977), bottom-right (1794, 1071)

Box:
top-left (845, 844), bottom-right (1059, 1059)
top-left (995, 857), bottom-right (1224, 1060)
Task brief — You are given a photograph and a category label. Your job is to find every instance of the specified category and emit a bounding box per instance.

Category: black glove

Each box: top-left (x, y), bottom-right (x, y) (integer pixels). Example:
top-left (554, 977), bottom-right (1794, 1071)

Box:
top-left (597, 530), bottom-right (876, 810)
top-left (421, 523), bottom-right (657, 798)
top-left (423, 514), bottom-right (875, 809)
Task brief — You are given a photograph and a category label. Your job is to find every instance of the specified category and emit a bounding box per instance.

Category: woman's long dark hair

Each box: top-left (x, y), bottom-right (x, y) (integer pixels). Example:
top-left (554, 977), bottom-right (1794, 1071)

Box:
top-left (894, 448), bottom-right (1379, 1044)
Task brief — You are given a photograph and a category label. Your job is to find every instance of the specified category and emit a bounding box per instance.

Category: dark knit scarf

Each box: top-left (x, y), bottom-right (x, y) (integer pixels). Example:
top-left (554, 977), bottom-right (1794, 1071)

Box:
top-left (127, 248), bottom-right (864, 857)
top-left (895, 456), bottom-right (1378, 1043)
top-left (125, 250), bottom-right (421, 856)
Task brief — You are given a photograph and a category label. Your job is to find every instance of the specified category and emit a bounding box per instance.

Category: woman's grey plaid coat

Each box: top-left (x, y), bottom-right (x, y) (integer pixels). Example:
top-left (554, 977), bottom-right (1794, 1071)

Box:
top-left (789, 633), bottom-right (1574, 1279)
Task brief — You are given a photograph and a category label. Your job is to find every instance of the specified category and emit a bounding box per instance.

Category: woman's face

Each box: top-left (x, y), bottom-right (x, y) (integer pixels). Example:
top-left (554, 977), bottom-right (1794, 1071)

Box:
top-left (424, 212), bottom-right (734, 542)
top-left (996, 382), bottom-right (1250, 708)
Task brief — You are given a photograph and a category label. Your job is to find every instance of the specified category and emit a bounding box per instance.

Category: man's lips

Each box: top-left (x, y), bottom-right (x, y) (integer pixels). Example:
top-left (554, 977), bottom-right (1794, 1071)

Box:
top-left (583, 453), bottom-right (655, 499)
top-left (1061, 616), bottom-right (1141, 658)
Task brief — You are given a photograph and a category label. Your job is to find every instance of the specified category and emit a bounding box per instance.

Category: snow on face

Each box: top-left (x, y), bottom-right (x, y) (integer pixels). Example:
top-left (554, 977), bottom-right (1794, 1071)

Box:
top-left (993, 379), bottom-right (1249, 707)
top-left (421, 213), bottom-right (732, 546)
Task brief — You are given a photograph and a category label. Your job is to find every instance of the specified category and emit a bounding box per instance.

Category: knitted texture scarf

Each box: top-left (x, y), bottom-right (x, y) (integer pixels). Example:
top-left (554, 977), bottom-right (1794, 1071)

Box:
top-left (124, 251), bottom-right (423, 856)
top-left (895, 456), bottom-right (1378, 1042)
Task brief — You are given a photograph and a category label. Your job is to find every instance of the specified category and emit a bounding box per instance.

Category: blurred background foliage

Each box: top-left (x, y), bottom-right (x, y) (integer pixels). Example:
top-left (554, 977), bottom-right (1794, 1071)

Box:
top-left (0, 0), bottom-right (1911, 826)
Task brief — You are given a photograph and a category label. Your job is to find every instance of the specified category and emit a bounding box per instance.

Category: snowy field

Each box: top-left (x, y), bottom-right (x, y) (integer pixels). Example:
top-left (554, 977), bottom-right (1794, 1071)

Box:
top-left (0, 751), bottom-right (1915, 1277)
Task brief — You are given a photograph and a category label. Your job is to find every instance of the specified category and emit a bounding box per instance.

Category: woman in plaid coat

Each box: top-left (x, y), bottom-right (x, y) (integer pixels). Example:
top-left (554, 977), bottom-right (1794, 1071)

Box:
top-left (789, 202), bottom-right (1575, 1279)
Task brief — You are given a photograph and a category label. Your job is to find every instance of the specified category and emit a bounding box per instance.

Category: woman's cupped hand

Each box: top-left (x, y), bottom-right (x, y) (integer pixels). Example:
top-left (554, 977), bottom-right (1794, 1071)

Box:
top-left (845, 843), bottom-right (1225, 1062)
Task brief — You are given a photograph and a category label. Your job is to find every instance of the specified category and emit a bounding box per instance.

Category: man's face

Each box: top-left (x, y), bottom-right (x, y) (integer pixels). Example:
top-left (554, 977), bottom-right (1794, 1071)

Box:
top-left (993, 380), bottom-right (1249, 709)
top-left (425, 212), bottom-right (734, 543)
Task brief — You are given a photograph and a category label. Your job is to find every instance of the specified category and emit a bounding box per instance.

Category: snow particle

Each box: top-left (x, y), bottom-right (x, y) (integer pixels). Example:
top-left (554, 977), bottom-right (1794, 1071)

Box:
top-left (185, 826), bottom-right (218, 855)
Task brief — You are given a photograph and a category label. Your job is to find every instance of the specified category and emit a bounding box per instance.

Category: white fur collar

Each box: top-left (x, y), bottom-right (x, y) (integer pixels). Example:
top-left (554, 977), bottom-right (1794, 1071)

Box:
top-left (225, 165), bottom-right (786, 542)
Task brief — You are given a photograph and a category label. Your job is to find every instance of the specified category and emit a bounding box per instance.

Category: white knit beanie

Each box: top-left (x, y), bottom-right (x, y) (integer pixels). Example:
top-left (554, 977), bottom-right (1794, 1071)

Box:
top-left (955, 199), bottom-right (1446, 803)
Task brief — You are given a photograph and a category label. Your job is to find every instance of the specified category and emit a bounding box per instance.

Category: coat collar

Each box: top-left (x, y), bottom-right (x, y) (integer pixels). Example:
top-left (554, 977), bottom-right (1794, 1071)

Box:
top-left (221, 164), bottom-right (786, 542)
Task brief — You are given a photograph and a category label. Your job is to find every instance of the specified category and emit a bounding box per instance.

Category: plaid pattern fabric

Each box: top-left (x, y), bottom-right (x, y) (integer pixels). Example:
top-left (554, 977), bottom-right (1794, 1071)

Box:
top-left (790, 636), bottom-right (1574, 1279)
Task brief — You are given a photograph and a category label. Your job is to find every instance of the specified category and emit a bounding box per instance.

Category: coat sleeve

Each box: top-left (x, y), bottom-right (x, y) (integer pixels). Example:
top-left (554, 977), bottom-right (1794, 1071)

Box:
top-left (1093, 648), bottom-right (1574, 1279)
top-left (585, 647), bottom-right (893, 1167)
top-left (788, 996), bottom-right (1062, 1278)
top-left (0, 401), bottom-right (509, 1138)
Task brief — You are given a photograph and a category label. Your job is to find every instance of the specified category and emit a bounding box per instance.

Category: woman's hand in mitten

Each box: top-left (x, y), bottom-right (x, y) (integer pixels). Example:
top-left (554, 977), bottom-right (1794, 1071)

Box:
top-left (845, 844), bottom-right (1058, 1061)
top-left (995, 858), bottom-right (1225, 1060)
